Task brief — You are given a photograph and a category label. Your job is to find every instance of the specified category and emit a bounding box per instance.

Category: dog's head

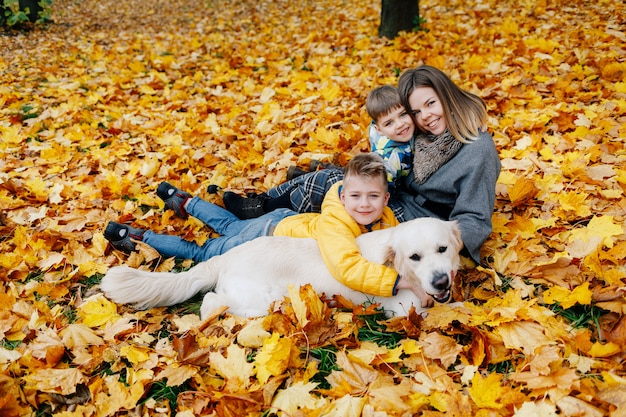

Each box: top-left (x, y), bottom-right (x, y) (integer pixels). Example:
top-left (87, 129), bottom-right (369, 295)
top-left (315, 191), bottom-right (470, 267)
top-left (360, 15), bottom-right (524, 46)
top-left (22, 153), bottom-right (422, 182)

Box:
top-left (385, 218), bottom-right (463, 303)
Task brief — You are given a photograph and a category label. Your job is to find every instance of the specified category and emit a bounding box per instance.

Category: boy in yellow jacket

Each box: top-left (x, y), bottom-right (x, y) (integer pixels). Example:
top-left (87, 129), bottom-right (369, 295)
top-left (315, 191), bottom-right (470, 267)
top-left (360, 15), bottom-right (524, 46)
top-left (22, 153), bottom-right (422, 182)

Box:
top-left (104, 153), bottom-right (403, 298)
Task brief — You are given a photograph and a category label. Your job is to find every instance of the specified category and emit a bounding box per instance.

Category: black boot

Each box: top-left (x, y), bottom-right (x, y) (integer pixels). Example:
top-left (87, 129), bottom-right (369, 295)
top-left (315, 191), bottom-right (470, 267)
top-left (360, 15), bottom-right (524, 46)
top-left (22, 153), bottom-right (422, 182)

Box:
top-left (156, 181), bottom-right (192, 219)
top-left (287, 166), bottom-right (308, 181)
top-left (309, 160), bottom-right (338, 171)
top-left (104, 221), bottom-right (145, 253)
top-left (223, 192), bottom-right (269, 219)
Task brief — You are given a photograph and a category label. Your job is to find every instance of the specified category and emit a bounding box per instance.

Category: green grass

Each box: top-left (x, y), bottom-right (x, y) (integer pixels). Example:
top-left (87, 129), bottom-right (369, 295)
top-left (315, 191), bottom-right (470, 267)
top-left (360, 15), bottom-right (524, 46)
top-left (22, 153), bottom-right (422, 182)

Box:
top-left (488, 359), bottom-right (514, 374)
top-left (550, 303), bottom-right (604, 331)
top-left (309, 346), bottom-right (339, 390)
top-left (1, 339), bottom-right (21, 350)
top-left (143, 379), bottom-right (193, 414)
top-left (357, 312), bottom-right (403, 348)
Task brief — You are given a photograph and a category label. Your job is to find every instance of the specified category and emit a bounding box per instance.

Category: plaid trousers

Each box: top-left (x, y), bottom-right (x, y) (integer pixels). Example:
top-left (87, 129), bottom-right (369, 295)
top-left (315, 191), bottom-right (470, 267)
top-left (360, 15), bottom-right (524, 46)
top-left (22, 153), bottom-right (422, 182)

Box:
top-left (266, 168), bottom-right (405, 221)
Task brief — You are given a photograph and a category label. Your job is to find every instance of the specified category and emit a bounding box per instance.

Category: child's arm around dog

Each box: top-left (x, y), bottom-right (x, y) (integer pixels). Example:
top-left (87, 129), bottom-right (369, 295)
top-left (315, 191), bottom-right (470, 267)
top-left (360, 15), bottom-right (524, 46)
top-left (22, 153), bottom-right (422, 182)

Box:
top-left (274, 153), bottom-right (422, 301)
top-left (315, 181), bottom-right (400, 297)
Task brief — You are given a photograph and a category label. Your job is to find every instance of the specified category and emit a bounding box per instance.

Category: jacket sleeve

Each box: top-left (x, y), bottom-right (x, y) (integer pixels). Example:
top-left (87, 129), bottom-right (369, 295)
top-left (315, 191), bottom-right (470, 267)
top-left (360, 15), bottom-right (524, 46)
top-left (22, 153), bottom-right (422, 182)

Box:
top-left (315, 212), bottom-right (400, 297)
top-left (448, 132), bottom-right (501, 262)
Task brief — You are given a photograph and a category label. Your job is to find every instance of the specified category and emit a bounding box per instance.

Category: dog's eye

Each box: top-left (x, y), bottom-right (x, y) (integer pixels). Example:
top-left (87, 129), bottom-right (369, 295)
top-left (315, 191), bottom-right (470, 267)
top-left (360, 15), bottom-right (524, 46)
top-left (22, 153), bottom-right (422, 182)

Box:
top-left (438, 246), bottom-right (447, 253)
top-left (410, 253), bottom-right (421, 261)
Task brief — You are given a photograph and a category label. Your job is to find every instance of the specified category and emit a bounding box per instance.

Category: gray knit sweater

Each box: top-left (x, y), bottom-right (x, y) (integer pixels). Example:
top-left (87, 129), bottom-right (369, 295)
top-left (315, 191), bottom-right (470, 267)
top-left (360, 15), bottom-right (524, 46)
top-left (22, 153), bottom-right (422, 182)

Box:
top-left (396, 130), bottom-right (501, 263)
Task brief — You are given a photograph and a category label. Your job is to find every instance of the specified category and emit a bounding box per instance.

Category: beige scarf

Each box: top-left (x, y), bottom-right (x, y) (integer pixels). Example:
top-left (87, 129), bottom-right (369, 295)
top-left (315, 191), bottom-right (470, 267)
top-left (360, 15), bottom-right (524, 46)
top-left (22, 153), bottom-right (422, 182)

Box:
top-left (412, 130), bottom-right (463, 184)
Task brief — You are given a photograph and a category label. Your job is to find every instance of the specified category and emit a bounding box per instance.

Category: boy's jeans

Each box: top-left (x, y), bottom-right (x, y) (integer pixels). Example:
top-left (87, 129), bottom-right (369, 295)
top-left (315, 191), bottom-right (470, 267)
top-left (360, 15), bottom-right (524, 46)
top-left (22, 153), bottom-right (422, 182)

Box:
top-left (143, 197), bottom-right (295, 262)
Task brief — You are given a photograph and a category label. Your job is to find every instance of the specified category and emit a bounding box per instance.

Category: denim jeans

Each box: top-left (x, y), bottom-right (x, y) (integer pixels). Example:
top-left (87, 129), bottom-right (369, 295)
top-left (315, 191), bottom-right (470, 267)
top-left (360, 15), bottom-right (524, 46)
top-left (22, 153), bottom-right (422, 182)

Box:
top-left (142, 197), bottom-right (296, 262)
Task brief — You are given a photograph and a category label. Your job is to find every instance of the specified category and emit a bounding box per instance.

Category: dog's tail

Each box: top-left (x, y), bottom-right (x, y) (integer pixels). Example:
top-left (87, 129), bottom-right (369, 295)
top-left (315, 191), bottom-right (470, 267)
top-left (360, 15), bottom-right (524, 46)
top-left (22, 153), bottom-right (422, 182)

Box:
top-left (100, 262), bottom-right (218, 310)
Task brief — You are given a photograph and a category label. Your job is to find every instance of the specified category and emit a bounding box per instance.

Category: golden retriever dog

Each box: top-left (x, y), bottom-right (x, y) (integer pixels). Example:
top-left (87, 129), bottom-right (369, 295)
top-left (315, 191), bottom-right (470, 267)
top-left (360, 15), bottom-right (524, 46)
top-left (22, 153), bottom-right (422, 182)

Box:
top-left (100, 218), bottom-right (462, 319)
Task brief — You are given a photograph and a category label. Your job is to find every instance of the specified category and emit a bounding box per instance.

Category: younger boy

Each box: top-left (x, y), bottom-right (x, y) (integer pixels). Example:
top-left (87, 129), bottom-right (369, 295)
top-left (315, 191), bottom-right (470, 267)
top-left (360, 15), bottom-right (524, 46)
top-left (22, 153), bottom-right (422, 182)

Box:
top-left (366, 84), bottom-right (415, 186)
top-left (223, 85), bottom-right (415, 220)
top-left (105, 153), bottom-right (403, 297)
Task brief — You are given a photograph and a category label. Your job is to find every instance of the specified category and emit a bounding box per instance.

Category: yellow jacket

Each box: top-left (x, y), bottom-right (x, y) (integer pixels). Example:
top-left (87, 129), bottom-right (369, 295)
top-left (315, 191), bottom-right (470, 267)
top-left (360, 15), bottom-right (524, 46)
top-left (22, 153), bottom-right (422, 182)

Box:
top-left (273, 182), bottom-right (400, 296)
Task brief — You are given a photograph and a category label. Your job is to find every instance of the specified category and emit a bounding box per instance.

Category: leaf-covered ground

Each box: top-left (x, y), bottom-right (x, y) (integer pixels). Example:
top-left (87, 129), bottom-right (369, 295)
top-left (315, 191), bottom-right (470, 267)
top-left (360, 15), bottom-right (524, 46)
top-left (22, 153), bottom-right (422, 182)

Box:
top-left (1, 0), bottom-right (625, 415)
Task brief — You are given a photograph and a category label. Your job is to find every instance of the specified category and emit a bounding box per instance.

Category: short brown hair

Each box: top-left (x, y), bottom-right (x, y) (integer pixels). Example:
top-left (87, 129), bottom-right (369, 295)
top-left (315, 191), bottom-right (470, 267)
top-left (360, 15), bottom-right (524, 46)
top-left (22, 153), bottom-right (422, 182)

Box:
top-left (343, 153), bottom-right (388, 189)
top-left (365, 85), bottom-right (403, 123)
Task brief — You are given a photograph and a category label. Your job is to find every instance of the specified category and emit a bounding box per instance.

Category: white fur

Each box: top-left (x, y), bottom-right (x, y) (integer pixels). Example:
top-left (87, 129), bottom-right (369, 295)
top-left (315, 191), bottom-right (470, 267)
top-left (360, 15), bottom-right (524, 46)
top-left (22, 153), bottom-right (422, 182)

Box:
top-left (100, 218), bottom-right (463, 319)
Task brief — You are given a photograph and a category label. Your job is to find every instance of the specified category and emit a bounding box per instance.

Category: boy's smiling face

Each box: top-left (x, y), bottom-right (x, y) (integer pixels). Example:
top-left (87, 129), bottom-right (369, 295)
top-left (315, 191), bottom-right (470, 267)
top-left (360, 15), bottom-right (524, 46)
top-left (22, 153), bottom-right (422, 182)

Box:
top-left (340, 175), bottom-right (389, 226)
top-left (373, 105), bottom-right (415, 143)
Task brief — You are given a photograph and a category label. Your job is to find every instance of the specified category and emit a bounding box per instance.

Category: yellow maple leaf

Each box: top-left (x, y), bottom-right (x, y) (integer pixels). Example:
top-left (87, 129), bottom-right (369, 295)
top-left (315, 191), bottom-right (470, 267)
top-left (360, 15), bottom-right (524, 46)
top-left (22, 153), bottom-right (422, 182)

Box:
top-left (272, 381), bottom-right (326, 414)
top-left (236, 317), bottom-right (271, 348)
top-left (566, 215), bottom-right (624, 259)
top-left (97, 374), bottom-right (146, 413)
top-left (125, 367), bottom-right (154, 386)
top-left (349, 341), bottom-right (387, 365)
top-left (0, 252), bottom-right (20, 270)
top-left (26, 327), bottom-right (65, 365)
top-left (156, 364), bottom-right (198, 386)
top-left (208, 343), bottom-right (254, 392)
top-left (326, 350), bottom-right (378, 396)
top-left (428, 391), bottom-right (450, 412)
top-left (320, 83), bottom-right (341, 102)
top-left (59, 323), bottom-right (105, 349)
top-left (255, 332), bottom-right (293, 384)
top-left (259, 86), bottom-right (276, 103)
top-left (587, 341), bottom-right (621, 358)
top-left (508, 215), bottom-right (540, 239)
top-left (78, 295), bottom-right (121, 328)
top-left (22, 368), bottom-right (86, 396)
top-left (310, 126), bottom-right (340, 146)
top-left (353, 37), bottom-right (370, 51)
top-left (120, 345), bottom-right (151, 366)
top-left (514, 401), bottom-right (558, 415)
top-left (321, 394), bottom-right (365, 416)
top-left (24, 177), bottom-right (49, 202)
top-left (287, 284), bottom-right (324, 329)
top-left (510, 367), bottom-right (578, 392)
top-left (401, 339), bottom-right (422, 355)
top-left (542, 282), bottom-right (593, 308)
top-left (557, 191), bottom-right (590, 214)
top-left (128, 60), bottom-right (146, 73)
top-left (0, 125), bottom-right (22, 145)
top-left (528, 345), bottom-right (563, 376)
top-left (572, 215), bottom-right (623, 248)
top-left (601, 62), bottom-right (626, 82)
top-left (408, 391), bottom-right (430, 411)
top-left (421, 332), bottom-right (462, 368)
top-left (464, 54), bottom-right (485, 73)
top-left (495, 321), bottom-right (552, 356)
top-left (367, 375), bottom-right (413, 414)
top-left (468, 372), bottom-right (505, 409)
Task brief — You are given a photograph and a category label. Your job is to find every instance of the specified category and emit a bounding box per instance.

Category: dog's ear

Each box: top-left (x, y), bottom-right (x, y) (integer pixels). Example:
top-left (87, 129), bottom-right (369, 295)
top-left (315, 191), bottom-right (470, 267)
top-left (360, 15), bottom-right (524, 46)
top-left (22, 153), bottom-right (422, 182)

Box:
top-left (449, 220), bottom-right (463, 252)
top-left (383, 246), bottom-right (396, 267)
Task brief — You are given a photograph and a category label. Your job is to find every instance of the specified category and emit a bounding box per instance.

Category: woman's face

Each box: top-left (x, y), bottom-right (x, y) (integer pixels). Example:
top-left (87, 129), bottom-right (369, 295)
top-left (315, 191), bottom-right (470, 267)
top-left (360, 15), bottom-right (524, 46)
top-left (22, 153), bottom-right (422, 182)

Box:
top-left (408, 86), bottom-right (447, 135)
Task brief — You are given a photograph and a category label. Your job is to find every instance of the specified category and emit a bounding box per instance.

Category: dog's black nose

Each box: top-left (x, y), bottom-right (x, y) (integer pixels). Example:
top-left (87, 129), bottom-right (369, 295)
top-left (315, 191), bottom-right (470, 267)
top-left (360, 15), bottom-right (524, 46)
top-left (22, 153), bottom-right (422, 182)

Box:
top-left (432, 272), bottom-right (450, 291)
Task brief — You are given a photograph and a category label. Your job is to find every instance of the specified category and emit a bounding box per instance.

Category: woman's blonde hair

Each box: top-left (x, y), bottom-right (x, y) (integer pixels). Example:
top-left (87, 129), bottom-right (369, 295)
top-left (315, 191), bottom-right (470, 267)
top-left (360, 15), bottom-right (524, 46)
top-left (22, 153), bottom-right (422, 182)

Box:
top-left (398, 65), bottom-right (487, 143)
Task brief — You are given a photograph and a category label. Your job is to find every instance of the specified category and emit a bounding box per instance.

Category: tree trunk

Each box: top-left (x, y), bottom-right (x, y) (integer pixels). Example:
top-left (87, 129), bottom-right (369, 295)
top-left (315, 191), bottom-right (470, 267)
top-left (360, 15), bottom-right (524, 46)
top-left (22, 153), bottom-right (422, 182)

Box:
top-left (379, 0), bottom-right (419, 39)
top-left (20, 0), bottom-right (43, 22)
top-left (1, 0), bottom-right (43, 25)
